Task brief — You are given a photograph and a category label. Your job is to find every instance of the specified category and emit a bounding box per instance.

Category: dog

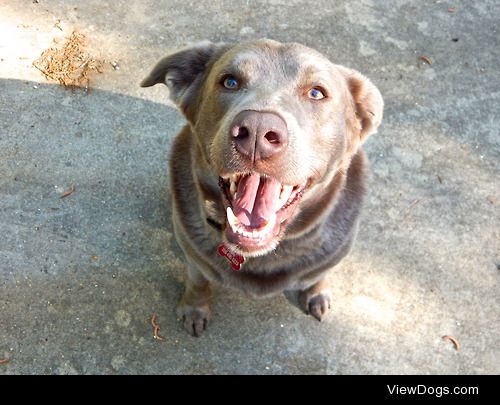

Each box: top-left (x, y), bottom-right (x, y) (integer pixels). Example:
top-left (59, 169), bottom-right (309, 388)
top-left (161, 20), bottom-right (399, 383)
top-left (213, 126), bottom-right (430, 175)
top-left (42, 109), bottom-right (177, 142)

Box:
top-left (141, 39), bottom-right (383, 336)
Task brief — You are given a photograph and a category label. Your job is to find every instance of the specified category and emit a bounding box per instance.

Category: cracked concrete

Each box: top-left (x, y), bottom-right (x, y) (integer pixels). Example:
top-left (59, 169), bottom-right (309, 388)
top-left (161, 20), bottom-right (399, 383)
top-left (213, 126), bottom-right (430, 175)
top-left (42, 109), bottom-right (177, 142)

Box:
top-left (0, 0), bottom-right (499, 374)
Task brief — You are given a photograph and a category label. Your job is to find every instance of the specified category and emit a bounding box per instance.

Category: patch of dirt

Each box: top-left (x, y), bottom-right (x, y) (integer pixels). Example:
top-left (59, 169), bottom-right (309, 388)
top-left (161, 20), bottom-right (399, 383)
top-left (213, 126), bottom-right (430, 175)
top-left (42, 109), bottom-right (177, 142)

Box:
top-left (33, 31), bottom-right (103, 89)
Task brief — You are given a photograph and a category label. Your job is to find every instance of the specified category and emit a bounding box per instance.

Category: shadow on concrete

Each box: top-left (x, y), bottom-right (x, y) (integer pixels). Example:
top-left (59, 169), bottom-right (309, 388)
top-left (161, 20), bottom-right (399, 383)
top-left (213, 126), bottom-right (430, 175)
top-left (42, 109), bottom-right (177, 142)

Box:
top-left (0, 78), bottom-right (498, 374)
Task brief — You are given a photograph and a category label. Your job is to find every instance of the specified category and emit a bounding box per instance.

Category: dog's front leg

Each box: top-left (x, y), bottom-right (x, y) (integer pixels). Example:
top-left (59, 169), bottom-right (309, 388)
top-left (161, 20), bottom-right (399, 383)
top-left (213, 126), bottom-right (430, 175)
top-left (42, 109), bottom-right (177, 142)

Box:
top-left (172, 215), bottom-right (213, 337)
top-left (177, 262), bottom-right (212, 337)
top-left (299, 277), bottom-right (332, 322)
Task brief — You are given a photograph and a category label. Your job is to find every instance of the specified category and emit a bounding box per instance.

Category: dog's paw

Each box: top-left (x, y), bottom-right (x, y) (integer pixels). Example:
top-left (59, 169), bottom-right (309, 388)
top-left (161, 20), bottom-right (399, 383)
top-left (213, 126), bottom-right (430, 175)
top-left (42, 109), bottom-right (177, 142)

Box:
top-left (300, 290), bottom-right (331, 322)
top-left (176, 304), bottom-right (211, 337)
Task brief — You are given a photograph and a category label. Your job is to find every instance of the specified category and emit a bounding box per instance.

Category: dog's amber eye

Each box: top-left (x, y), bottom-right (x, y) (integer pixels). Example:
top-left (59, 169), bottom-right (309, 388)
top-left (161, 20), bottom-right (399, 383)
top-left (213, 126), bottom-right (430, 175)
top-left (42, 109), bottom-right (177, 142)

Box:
top-left (222, 75), bottom-right (240, 90)
top-left (307, 87), bottom-right (326, 100)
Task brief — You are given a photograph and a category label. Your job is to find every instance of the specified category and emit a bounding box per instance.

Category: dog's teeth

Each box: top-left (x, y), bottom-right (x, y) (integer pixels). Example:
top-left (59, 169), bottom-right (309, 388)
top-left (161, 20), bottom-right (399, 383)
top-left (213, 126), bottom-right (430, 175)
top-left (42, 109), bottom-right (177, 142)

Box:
top-left (230, 180), bottom-right (237, 196)
top-left (226, 207), bottom-right (239, 231)
top-left (229, 174), bottom-right (239, 196)
top-left (280, 185), bottom-right (293, 200)
top-left (227, 207), bottom-right (276, 240)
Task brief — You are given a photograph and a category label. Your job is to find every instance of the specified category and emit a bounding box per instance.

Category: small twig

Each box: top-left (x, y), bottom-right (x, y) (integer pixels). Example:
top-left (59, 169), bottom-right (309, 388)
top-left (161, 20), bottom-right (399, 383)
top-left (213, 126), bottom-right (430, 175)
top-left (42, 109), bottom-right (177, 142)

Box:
top-left (54, 19), bottom-right (63, 31)
top-left (60, 185), bottom-right (76, 199)
top-left (419, 55), bottom-right (433, 65)
top-left (32, 63), bottom-right (47, 75)
top-left (442, 335), bottom-right (461, 351)
top-left (0, 358), bottom-right (10, 365)
top-left (150, 313), bottom-right (159, 329)
top-left (77, 59), bottom-right (90, 70)
top-left (401, 195), bottom-right (432, 220)
top-left (151, 313), bottom-right (165, 341)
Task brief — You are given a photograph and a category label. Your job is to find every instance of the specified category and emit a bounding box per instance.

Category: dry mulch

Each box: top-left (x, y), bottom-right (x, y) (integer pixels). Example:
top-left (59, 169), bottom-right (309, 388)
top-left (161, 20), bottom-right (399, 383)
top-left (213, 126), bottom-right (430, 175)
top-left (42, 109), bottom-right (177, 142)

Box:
top-left (33, 31), bottom-right (103, 89)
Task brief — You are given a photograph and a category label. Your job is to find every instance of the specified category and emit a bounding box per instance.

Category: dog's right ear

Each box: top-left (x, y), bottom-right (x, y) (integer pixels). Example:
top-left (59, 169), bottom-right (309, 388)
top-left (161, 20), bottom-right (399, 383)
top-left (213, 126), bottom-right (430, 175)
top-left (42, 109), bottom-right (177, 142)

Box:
top-left (141, 42), bottom-right (229, 115)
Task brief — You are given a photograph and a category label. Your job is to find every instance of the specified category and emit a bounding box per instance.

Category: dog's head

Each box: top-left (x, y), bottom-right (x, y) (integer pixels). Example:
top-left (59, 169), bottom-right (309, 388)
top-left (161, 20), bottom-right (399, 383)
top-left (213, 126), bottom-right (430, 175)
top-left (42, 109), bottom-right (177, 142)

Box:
top-left (142, 39), bottom-right (383, 257)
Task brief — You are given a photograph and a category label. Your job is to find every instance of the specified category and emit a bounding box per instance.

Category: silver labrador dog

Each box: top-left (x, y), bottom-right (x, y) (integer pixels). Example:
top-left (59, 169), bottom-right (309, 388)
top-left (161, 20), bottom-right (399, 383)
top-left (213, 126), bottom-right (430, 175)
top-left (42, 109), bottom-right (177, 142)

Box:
top-left (141, 39), bottom-right (383, 336)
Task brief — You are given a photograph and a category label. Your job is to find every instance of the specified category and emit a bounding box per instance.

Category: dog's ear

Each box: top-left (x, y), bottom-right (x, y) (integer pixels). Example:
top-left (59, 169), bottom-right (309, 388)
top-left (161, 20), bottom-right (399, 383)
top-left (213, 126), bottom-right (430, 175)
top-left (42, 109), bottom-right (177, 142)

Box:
top-left (141, 42), bottom-right (229, 115)
top-left (337, 66), bottom-right (384, 146)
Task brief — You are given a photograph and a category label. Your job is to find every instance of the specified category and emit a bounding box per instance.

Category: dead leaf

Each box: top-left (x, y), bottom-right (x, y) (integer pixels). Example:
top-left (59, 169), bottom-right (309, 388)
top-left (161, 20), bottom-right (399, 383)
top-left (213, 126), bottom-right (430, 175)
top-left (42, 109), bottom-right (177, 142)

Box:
top-left (442, 335), bottom-right (461, 351)
top-left (60, 185), bottom-right (75, 198)
top-left (151, 313), bottom-right (165, 342)
top-left (419, 55), bottom-right (433, 65)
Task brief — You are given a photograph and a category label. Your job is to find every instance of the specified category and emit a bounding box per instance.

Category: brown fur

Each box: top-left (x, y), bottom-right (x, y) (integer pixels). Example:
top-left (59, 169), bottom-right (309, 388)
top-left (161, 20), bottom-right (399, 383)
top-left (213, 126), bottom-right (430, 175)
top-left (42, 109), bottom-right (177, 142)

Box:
top-left (141, 40), bottom-right (383, 336)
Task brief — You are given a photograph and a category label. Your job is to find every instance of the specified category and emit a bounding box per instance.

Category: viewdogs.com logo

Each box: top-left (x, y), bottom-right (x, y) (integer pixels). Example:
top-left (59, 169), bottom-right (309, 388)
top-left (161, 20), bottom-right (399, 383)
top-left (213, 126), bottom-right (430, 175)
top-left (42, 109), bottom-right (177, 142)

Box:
top-left (387, 385), bottom-right (478, 398)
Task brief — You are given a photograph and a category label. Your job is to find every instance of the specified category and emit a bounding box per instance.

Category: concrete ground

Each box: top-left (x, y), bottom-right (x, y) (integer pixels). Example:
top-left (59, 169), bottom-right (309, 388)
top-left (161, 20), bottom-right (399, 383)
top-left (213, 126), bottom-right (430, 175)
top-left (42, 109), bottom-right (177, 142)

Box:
top-left (0, 0), bottom-right (498, 374)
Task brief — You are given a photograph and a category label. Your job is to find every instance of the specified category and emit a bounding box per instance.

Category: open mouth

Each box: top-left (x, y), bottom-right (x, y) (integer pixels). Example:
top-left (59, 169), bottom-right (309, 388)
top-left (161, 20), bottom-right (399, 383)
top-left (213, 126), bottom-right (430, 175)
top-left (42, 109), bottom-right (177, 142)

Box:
top-left (219, 173), bottom-right (308, 253)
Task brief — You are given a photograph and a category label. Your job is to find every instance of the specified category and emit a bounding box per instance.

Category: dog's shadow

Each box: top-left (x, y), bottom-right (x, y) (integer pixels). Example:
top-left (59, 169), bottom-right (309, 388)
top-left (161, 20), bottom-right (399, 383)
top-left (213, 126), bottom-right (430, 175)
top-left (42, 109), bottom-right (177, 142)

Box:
top-left (283, 290), bottom-right (302, 311)
top-left (1, 77), bottom-right (184, 284)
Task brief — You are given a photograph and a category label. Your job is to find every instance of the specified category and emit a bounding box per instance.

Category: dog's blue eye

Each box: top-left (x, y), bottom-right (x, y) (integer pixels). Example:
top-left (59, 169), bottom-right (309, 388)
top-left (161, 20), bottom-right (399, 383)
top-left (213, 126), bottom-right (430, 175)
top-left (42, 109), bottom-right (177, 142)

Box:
top-left (222, 76), bottom-right (239, 90)
top-left (307, 87), bottom-right (326, 100)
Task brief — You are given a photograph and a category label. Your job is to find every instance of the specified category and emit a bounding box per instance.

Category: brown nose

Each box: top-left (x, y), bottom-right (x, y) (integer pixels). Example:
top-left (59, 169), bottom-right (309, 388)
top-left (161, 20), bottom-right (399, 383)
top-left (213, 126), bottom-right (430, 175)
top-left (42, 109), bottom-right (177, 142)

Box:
top-left (231, 110), bottom-right (288, 161)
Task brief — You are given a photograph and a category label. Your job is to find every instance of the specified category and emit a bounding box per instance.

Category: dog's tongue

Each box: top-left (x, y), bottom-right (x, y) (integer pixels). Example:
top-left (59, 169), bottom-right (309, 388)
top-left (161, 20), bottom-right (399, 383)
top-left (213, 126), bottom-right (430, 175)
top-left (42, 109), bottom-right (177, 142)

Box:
top-left (233, 173), bottom-right (282, 228)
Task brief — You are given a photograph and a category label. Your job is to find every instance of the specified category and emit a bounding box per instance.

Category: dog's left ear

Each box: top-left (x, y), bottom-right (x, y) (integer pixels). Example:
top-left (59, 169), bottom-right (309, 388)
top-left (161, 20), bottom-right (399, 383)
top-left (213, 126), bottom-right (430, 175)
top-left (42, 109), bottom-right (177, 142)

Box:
top-left (141, 42), bottom-right (229, 117)
top-left (337, 66), bottom-right (384, 145)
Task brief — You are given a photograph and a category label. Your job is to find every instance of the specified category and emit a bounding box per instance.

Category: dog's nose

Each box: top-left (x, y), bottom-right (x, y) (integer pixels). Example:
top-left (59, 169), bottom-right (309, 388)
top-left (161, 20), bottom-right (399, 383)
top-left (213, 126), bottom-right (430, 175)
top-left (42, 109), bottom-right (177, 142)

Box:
top-left (231, 110), bottom-right (288, 161)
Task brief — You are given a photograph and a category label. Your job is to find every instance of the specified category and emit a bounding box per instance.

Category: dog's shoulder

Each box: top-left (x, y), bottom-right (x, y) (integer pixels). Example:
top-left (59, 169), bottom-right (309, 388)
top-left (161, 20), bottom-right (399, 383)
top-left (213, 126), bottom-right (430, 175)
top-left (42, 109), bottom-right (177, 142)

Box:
top-left (170, 125), bottom-right (194, 202)
top-left (169, 125), bottom-right (206, 236)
